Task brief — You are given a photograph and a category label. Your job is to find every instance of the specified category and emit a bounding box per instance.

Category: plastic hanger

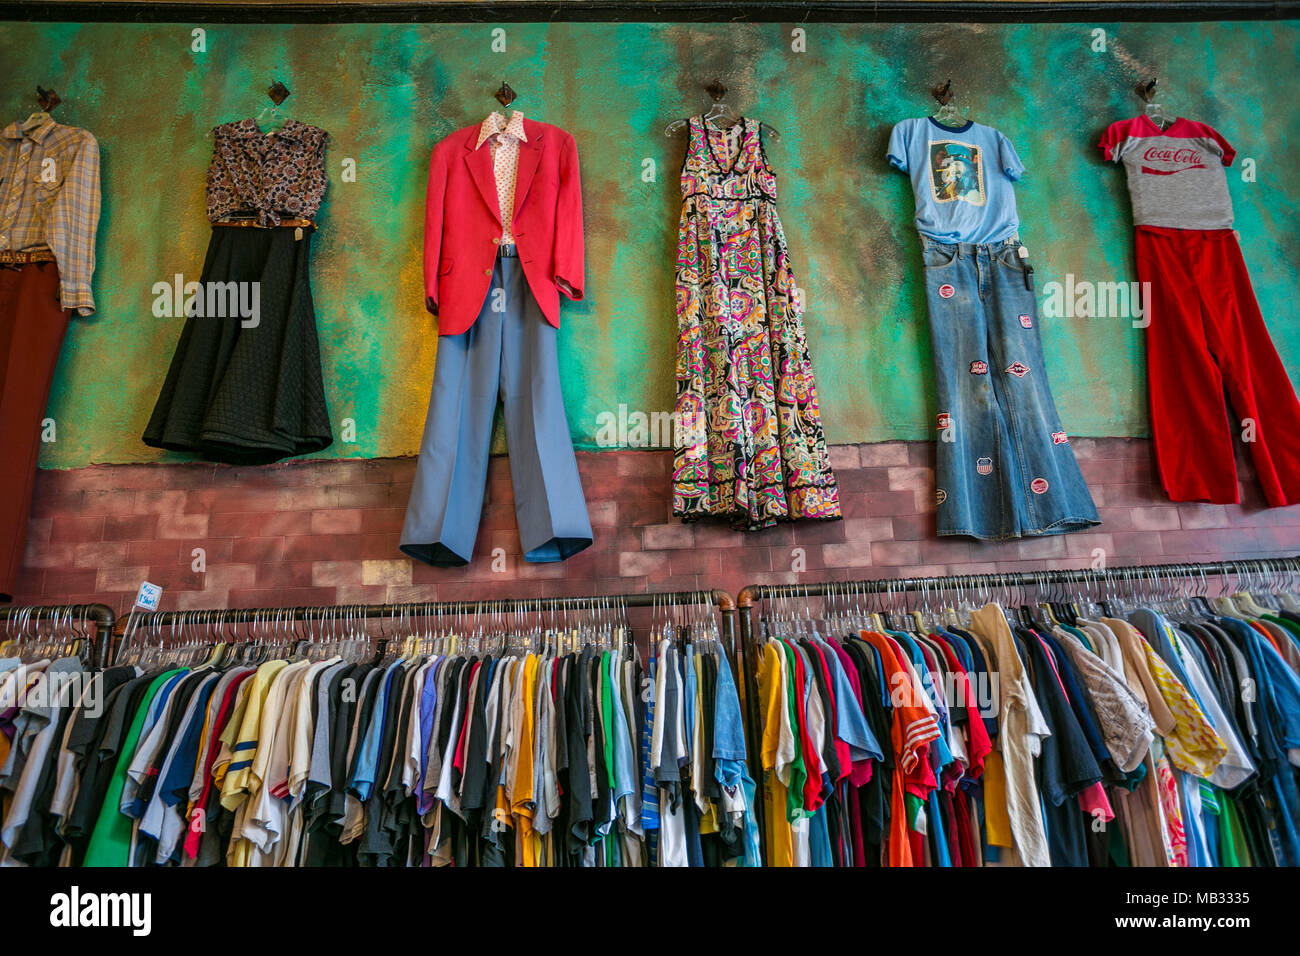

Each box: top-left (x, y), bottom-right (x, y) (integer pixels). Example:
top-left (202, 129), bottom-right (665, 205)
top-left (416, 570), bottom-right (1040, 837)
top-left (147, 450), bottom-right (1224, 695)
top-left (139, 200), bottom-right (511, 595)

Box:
top-left (1135, 78), bottom-right (1170, 130)
top-left (664, 78), bottom-right (781, 140)
top-left (930, 78), bottom-right (969, 126)
top-left (478, 81), bottom-right (524, 145)
top-left (255, 79), bottom-right (291, 135)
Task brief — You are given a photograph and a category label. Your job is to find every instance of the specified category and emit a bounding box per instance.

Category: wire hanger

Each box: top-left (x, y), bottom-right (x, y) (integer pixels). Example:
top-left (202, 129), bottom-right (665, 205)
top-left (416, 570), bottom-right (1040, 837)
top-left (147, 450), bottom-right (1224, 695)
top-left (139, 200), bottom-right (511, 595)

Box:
top-left (664, 78), bottom-right (781, 140)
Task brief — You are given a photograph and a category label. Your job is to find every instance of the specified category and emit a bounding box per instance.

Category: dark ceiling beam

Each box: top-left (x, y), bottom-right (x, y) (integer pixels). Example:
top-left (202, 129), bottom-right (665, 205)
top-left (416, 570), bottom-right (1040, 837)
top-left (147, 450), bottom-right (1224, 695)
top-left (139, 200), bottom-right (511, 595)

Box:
top-left (2, 0), bottom-right (1297, 25)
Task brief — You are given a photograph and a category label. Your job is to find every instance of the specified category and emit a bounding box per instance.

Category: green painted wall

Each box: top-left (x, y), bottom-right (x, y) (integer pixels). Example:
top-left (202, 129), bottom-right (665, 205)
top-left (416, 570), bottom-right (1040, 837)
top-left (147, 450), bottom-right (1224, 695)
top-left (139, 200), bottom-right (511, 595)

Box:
top-left (3, 20), bottom-right (1297, 467)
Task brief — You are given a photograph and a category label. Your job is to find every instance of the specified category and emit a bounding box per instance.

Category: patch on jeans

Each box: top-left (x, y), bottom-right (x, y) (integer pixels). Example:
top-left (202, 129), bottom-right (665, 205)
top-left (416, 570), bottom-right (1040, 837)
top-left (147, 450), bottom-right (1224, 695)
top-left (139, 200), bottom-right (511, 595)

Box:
top-left (1006, 361), bottom-right (1030, 378)
top-left (1052, 430), bottom-right (1069, 445)
top-left (976, 457), bottom-right (993, 476)
top-left (937, 413), bottom-right (951, 430)
top-left (1019, 313), bottom-right (1033, 328)
top-left (969, 360), bottom-right (988, 375)
top-left (939, 284), bottom-right (955, 299)
top-left (936, 488), bottom-right (948, 505)
top-left (1031, 477), bottom-right (1050, 494)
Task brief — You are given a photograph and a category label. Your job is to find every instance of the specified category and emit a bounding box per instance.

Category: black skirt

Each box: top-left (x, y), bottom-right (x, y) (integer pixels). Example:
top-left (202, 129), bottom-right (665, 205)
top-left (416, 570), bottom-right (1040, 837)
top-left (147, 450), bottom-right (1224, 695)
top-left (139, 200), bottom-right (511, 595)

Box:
top-left (143, 224), bottom-right (332, 464)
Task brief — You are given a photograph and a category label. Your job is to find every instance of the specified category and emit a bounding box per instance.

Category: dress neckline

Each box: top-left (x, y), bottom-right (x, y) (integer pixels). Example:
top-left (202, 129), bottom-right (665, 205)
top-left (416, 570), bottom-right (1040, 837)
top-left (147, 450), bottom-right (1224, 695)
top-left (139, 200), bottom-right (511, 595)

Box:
top-left (699, 115), bottom-right (748, 175)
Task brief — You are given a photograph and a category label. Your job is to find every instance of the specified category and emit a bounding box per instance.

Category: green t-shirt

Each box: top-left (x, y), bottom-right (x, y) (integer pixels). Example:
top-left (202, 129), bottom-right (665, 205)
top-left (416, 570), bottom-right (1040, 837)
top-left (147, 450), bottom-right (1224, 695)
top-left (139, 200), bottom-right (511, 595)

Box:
top-left (778, 640), bottom-right (808, 824)
top-left (83, 669), bottom-right (183, 867)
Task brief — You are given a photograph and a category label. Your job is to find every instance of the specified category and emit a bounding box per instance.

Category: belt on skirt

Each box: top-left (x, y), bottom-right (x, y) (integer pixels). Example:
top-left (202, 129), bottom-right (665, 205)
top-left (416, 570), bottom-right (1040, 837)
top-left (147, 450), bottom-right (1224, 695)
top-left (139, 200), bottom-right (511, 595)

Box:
top-left (212, 217), bottom-right (316, 230)
top-left (497, 242), bottom-right (517, 258)
top-left (212, 217), bottom-right (316, 240)
top-left (0, 248), bottom-right (57, 265)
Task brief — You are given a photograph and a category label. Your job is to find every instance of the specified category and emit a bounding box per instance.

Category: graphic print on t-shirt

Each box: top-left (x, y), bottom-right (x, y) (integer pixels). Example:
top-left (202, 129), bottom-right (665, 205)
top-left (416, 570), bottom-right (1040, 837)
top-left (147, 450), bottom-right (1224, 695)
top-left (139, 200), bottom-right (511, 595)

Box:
top-left (1139, 143), bottom-right (1209, 176)
top-left (929, 140), bottom-right (986, 206)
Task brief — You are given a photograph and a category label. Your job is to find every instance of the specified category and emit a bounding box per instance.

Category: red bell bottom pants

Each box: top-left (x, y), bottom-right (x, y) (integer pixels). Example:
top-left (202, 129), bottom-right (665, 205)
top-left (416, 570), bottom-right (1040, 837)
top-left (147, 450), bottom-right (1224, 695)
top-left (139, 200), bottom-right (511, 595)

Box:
top-left (1136, 225), bottom-right (1300, 506)
top-left (0, 262), bottom-right (70, 601)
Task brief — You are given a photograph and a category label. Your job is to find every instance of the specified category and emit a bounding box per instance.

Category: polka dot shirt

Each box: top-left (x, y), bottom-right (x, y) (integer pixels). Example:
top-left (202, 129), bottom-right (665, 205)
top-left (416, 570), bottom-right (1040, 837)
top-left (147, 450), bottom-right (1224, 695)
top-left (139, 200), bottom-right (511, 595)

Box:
top-left (474, 111), bottom-right (528, 243)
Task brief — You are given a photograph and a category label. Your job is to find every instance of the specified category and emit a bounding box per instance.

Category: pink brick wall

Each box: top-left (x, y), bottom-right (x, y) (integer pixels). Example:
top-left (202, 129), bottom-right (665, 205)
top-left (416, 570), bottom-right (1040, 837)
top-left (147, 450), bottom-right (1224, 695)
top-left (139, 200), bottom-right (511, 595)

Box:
top-left (12, 437), bottom-right (1300, 615)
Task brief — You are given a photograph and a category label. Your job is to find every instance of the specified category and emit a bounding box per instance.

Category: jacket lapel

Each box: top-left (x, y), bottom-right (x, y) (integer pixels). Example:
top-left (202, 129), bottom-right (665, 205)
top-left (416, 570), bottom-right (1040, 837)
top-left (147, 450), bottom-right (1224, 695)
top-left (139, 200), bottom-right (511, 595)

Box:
top-left (464, 132), bottom-right (502, 226)
top-left (512, 121), bottom-right (544, 222)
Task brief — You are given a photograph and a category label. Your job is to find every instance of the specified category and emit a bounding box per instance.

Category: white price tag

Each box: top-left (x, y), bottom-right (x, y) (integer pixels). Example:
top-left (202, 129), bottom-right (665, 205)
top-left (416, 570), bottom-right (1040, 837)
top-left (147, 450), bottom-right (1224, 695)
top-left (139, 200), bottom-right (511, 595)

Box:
top-left (134, 581), bottom-right (162, 611)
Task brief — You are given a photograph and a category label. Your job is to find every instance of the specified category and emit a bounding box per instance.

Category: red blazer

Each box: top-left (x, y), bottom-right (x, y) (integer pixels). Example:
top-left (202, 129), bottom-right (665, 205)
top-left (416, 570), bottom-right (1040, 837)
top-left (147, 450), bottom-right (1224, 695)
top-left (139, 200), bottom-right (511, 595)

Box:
top-left (423, 118), bottom-right (585, 336)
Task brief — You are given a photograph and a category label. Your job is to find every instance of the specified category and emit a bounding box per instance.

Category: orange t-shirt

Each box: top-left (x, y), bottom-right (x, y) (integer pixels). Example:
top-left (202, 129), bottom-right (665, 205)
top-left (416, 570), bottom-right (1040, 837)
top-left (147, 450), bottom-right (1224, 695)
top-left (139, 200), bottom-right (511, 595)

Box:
top-left (858, 631), bottom-right (941, 866)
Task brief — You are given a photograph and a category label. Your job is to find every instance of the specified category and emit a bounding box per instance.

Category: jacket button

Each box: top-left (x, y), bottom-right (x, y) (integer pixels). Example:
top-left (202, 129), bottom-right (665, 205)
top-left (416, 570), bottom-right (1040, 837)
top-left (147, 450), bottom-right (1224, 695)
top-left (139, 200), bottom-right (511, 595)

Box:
top-left (492, 237), bottom-right (500, 245)
top-left (484, 269), bottom-right (491, 276)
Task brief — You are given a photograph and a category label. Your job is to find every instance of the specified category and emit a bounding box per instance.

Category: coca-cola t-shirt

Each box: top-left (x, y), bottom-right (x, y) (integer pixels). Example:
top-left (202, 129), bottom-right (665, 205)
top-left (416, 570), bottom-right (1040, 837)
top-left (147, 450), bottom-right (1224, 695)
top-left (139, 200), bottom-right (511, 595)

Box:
top-left (1098, 115), bottom-right (1236, 229)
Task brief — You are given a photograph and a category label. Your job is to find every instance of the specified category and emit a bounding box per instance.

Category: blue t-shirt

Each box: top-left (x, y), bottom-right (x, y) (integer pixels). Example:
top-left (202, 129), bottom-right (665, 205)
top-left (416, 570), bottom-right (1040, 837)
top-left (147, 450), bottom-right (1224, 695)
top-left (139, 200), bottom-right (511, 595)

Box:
top-left (886, 117), bottom-right (1025, 244)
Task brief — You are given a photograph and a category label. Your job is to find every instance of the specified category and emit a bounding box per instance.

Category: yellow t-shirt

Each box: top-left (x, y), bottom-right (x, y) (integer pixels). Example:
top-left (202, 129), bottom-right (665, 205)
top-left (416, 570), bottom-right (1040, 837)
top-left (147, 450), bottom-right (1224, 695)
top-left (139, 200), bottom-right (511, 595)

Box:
top-left (982, 750), bottom-right (1014, 847)
top-left (219, 659), bottom-right (288, 811)
top-left (513, 654), bottom-right (539, 866)
top-left (757, 643), bottom-right (794, 866)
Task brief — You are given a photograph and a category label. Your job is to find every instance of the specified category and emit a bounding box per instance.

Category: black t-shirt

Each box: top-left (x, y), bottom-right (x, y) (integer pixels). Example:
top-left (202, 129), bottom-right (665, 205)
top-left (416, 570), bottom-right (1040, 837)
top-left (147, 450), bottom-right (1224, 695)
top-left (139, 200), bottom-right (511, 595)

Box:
top-left (64, 671), bottom-right (158, 850)
top-left (1017, 626), bottom-right (1101, 867)
top-left (565, 652), bottom-right (593, 853)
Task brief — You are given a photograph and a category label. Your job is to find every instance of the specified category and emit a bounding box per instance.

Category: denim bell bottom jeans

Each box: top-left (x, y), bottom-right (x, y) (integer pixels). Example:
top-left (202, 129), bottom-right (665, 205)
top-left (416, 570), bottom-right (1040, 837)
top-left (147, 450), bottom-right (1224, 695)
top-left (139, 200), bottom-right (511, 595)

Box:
top-left (922, 236), bottom-right (1099, 540)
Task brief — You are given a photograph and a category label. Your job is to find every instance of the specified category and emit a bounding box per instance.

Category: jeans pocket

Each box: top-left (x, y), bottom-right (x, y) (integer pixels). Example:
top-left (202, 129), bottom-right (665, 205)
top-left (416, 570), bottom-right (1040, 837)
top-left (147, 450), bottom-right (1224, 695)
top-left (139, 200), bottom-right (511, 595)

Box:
top-left (996, 246), bottom-right (1027, 272)
top-left (922, 244), bottom-right (958, 269)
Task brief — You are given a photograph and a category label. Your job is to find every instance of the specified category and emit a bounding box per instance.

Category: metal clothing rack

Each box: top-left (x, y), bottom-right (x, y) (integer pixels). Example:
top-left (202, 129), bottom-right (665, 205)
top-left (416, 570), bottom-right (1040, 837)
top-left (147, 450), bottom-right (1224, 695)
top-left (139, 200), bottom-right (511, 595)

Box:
top-left (733, 556), bottom-right (1300, 861)
top-left (736, 557), bottom-right (1300, 645)
top-left (108, 588), bottom-right (739, 675)
top-left (0, 603), bottom-right (117, 667)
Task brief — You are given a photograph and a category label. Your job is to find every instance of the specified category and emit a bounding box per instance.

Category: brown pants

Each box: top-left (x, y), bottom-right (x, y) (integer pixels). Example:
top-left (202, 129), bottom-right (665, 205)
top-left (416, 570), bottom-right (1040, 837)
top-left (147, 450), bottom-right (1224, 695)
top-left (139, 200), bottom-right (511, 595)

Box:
top-left (0, 262), bottom-right (70, 601)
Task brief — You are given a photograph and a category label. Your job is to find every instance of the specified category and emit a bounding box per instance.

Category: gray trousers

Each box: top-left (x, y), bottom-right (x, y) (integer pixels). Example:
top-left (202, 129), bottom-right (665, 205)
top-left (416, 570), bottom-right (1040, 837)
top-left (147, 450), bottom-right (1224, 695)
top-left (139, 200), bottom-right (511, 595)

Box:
top-left (400, 248), bottom-right (593, 566)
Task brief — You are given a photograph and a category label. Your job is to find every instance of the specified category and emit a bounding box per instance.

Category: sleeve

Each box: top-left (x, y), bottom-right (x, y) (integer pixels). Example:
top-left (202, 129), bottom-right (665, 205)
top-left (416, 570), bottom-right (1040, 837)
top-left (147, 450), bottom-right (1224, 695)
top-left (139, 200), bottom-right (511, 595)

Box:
top-left (997, 131), bottom-right (1025, 181)
top-left (555, 133), bottom-right (585, 301)
top-left (885, 121), bottom-right (910, 172)
top-left (47, 131), bottom-right (101, 316)
top-left (1199, 123), bottom-right (1236, 166)
top-left (1260, 640), bottom-right (1300, 762)
top-left (1097, 120), bottom-right (1129, 163)
top-left (305, 129), bottom-right (329, 218)
top-left (422, 145), bottom-right (449, 316)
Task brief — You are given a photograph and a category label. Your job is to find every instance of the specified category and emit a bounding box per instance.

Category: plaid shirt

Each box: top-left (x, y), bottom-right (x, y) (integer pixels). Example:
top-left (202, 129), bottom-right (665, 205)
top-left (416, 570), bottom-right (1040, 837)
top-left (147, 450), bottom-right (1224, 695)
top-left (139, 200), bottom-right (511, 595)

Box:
top-left (0, 114), bottom-right (101, 315)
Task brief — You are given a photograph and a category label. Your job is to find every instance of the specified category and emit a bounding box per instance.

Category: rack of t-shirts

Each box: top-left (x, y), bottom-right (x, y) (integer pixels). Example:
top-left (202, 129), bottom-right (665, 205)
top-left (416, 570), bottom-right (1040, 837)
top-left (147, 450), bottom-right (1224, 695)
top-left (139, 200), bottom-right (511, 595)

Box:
top-left (0, 603), bottom-right (116, 865)
top-left (2, 589), bottom-right (760, 867)
top-left (735, 558), bottom-right (1300, 868)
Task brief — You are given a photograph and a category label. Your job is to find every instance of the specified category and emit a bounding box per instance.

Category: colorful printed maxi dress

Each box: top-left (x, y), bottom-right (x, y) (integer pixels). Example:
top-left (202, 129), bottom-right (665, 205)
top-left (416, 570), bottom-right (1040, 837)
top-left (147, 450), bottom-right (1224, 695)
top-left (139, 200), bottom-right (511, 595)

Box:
top-left (674, 116), bottom-right (841, 530)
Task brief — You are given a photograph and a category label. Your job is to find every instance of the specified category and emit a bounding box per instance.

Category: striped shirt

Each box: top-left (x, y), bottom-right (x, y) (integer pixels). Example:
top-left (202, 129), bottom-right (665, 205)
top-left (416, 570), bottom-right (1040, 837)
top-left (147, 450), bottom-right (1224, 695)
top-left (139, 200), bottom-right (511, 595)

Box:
top-left (0, 114), bottom-right (100, 314)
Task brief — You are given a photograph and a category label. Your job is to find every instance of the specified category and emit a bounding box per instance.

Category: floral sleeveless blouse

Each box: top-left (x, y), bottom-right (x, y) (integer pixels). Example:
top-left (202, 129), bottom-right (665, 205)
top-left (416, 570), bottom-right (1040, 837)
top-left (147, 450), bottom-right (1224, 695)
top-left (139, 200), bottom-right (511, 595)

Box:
top-left (206, 118), bottom-right (328, 226)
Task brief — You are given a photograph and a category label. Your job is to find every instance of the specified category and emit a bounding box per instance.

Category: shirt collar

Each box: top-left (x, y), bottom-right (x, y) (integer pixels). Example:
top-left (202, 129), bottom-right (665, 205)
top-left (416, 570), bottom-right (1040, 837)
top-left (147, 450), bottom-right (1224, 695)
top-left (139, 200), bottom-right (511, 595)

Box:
top-left (3, 112), bottom-right (57, 143)
top-left (475, 111), bottom-right (527, 150)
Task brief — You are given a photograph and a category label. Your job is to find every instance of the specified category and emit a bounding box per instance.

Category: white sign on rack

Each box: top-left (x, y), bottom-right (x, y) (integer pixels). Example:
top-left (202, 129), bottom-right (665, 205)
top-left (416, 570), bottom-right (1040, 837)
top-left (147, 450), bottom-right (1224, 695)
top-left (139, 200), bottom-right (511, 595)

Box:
top-left (134, 581), bottom-right (163, 611)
